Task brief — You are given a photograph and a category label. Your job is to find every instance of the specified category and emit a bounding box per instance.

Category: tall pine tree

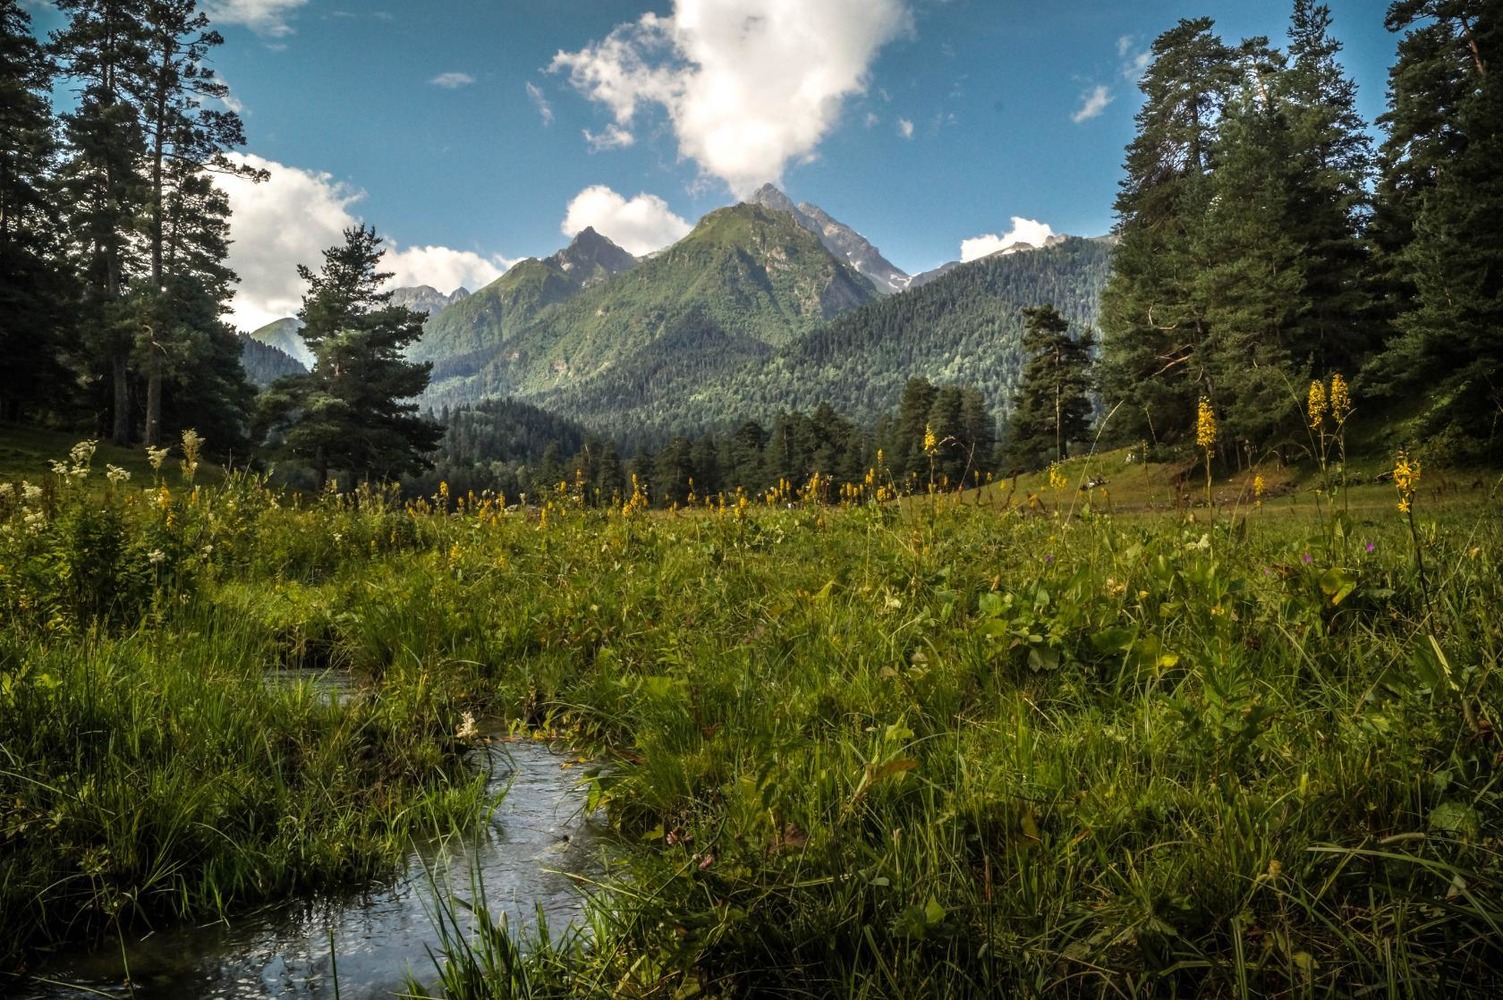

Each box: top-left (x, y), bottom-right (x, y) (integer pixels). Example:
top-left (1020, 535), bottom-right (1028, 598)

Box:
top-left (52, 0), bottom-right (149, 444)
top-left (0, 0), bottom-right (70, 422)
top-left (1369, 0), bottom-right (1500, 455)
top-left (1097, 18), bottom-right (1237, 448)
top-left (256, 226), bottom-right (443, 488)
top-left (1004, 305), bottom-right (1095, 471)
top-left (136, 0), bottom-right (260, 447)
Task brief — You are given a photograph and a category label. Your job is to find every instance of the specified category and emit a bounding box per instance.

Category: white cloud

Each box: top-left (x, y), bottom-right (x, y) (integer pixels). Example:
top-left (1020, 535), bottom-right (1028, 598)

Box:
top-left (526, 82), bottom-right (554, 125)
top-left (202, 0), bottom-right (307, 37)
top-left (550, 0), bottom-right (912, 198)
top-left (383, 245), bottom-right (511, 294)
top-left (960, 218), bottom-right (1057, 262)
top-left (430, 72), bottom-right (476, 89)
top-left (1070, 84), bottom-right (1112, 123)
top-left (1118, 35), bottom-right (1150, 82)
top-left (584, 123), bottom-right (636, 151)
top-left (217, 154), bottom-right (511, 331)
top-left (561, 185), bottom-right (692, 256)
top-left (897, 117), bottom-right (914, 139)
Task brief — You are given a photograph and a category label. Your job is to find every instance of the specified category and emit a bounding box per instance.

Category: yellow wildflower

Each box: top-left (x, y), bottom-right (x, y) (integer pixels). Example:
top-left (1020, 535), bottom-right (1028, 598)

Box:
top-left (1307, 380), bottom-right (1327, 431)
top-left (1393, 450), bottom-right (1420, 513)
top-left (1196, 397), bottom-right (1217, 451)
top-left (1328, 373), bottom-right (1351, 423)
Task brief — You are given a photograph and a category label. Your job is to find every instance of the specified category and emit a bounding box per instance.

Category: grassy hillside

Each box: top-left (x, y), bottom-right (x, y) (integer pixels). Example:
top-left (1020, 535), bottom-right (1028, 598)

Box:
top-left (423, 204), bottom-right (879, 416)
top-left (526, 236), bottom-right (1113, 442)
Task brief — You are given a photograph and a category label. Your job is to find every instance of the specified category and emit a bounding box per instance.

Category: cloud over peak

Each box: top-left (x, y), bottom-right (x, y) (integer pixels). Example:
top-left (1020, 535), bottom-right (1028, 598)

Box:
top-left (561, 185), bottom-right (692, 256)
top-left (551, 0), bottom-right (912, 198)
top-left (217, 154), bottom-right (511, 331)
top-left (960, 218), bottom-right (1057, 263)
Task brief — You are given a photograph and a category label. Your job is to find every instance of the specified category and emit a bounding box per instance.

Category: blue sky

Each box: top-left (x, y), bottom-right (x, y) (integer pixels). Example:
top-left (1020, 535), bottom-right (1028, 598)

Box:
top-left (29, 0), bottom-right (1402, 330)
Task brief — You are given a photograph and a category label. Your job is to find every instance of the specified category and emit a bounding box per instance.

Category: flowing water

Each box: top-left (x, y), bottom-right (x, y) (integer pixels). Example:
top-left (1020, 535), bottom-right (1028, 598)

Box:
top-left (17, 738), bottom-right (608, 999)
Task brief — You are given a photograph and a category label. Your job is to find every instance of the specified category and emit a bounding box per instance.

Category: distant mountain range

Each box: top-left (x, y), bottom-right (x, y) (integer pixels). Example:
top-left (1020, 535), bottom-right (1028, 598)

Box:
top-left (390, 285), bottom-right (472, 316)
top-left (245, 185), bottom-right (1112, 444)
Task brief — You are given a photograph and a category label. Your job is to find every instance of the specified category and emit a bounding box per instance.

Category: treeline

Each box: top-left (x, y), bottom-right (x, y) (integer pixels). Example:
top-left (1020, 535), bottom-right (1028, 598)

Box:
top-left (1, 0), bottom-right (262, 453)
top-left (409, 378), bottom-right (1000, 507)
top-left (1099, 0), bottom-right (1502, 463)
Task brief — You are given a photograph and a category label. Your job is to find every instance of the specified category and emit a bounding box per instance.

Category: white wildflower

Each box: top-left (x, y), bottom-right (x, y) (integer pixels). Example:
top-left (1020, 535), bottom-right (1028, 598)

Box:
top-left (106, 465), bottom-right (131, 485)
top-left (147, 549), bottom-right (166, 565)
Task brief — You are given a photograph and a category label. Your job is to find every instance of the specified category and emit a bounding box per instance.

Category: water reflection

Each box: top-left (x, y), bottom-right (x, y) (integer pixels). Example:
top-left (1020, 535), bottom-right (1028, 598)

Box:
top-left (20, 740), bottom-right (606, 999)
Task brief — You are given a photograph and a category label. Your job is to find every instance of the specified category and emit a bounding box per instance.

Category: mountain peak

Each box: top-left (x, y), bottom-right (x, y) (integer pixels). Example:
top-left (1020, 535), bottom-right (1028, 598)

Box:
top-left (744, 185), bottom-right (909, 295)
top-left (748, 183), bottom-right (801, 217)
top-left (553, 227), bottom-right (637, 278)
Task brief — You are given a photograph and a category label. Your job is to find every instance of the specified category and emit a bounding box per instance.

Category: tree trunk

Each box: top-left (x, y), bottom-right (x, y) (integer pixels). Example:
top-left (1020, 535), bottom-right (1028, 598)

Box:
top-left (112, 350), bottom-right (131, 445)
top-left (144, 359), bottom-right (162, 447)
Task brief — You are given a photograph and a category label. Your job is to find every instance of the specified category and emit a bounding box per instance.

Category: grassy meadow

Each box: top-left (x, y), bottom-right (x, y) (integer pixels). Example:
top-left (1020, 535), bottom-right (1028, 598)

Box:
top-left (2, 429), bottom-right (1501, 997)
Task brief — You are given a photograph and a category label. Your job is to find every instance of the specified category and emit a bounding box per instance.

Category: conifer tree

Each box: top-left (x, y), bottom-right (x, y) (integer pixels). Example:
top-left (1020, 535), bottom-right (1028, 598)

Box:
top-left (52, 0), bottom-right (150, 444)
top-left (1369, 0), bottom-right (1500, 455)
top-left (1281, 0), bottom-right (1375, 372)
top-left (1193, 39), bottom-right (1306, 456)
top-left (0, 0), bottom-right (70, 421)
top-left (958, 386), bottom-right (997, 485)
top-left (1005, 305), bottom-right (1094, 471)
top-left (136, 0), bottom-right (261, 447)
top-left (892, 376), bottom-right (937, 480)
top-left (1097, 18), bottom-right (1237, 447)
top-left (256, 226), bottom-right (443, 488)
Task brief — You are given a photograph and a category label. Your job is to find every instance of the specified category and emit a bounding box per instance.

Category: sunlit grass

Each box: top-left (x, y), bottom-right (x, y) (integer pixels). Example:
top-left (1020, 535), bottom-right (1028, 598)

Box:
top-left (2, 434), bottom-right (1500, 995)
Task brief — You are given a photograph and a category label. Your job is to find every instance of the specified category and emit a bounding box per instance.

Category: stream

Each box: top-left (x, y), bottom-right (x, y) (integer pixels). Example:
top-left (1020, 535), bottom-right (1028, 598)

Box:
top-left (17, 736), bottom-right (608, 999)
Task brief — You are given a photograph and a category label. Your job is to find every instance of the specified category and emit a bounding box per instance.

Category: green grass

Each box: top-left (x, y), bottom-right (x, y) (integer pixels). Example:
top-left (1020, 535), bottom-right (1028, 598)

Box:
top-left (2, 435), bottom-right (1501, 996)
top-left (0, 421), bottom-right (225, 488)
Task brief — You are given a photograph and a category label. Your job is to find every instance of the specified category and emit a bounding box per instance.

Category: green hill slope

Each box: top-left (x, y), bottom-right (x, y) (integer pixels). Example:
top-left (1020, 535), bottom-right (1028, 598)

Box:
top-left (413, 227), bottom-right (638, 373)
top-left (423, 204), bottom-right (878, 412)
top-left (510, 236), bottom-right (1114, 442)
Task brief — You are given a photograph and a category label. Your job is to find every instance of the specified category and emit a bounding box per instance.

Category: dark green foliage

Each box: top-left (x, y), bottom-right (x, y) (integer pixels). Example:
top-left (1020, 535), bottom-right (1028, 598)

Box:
top-left (1004, 305), bottom-right (1095, 471)
top-left (419, 381), bottom-right (996, 507)
top-left (0, 0), bottom-right (72, 423)
top-left (38, 0), bottom-right (256, 449)
top-left (256, 226), bottom-right (443, 488)
top-left (1368, 0), bottom-right (1502, 457)
top-left (891, 376), bottom-right (937, 480)
top-left (1099, 8), bottom-right (1375, 459)
top-left (1098, 18), bottom-right (1239, 447)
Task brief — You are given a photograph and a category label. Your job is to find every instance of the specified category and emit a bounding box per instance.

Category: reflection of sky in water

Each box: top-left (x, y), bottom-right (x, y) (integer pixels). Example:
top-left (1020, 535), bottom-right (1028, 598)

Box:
top-left (20, 740), bottom-right (608, 1000)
